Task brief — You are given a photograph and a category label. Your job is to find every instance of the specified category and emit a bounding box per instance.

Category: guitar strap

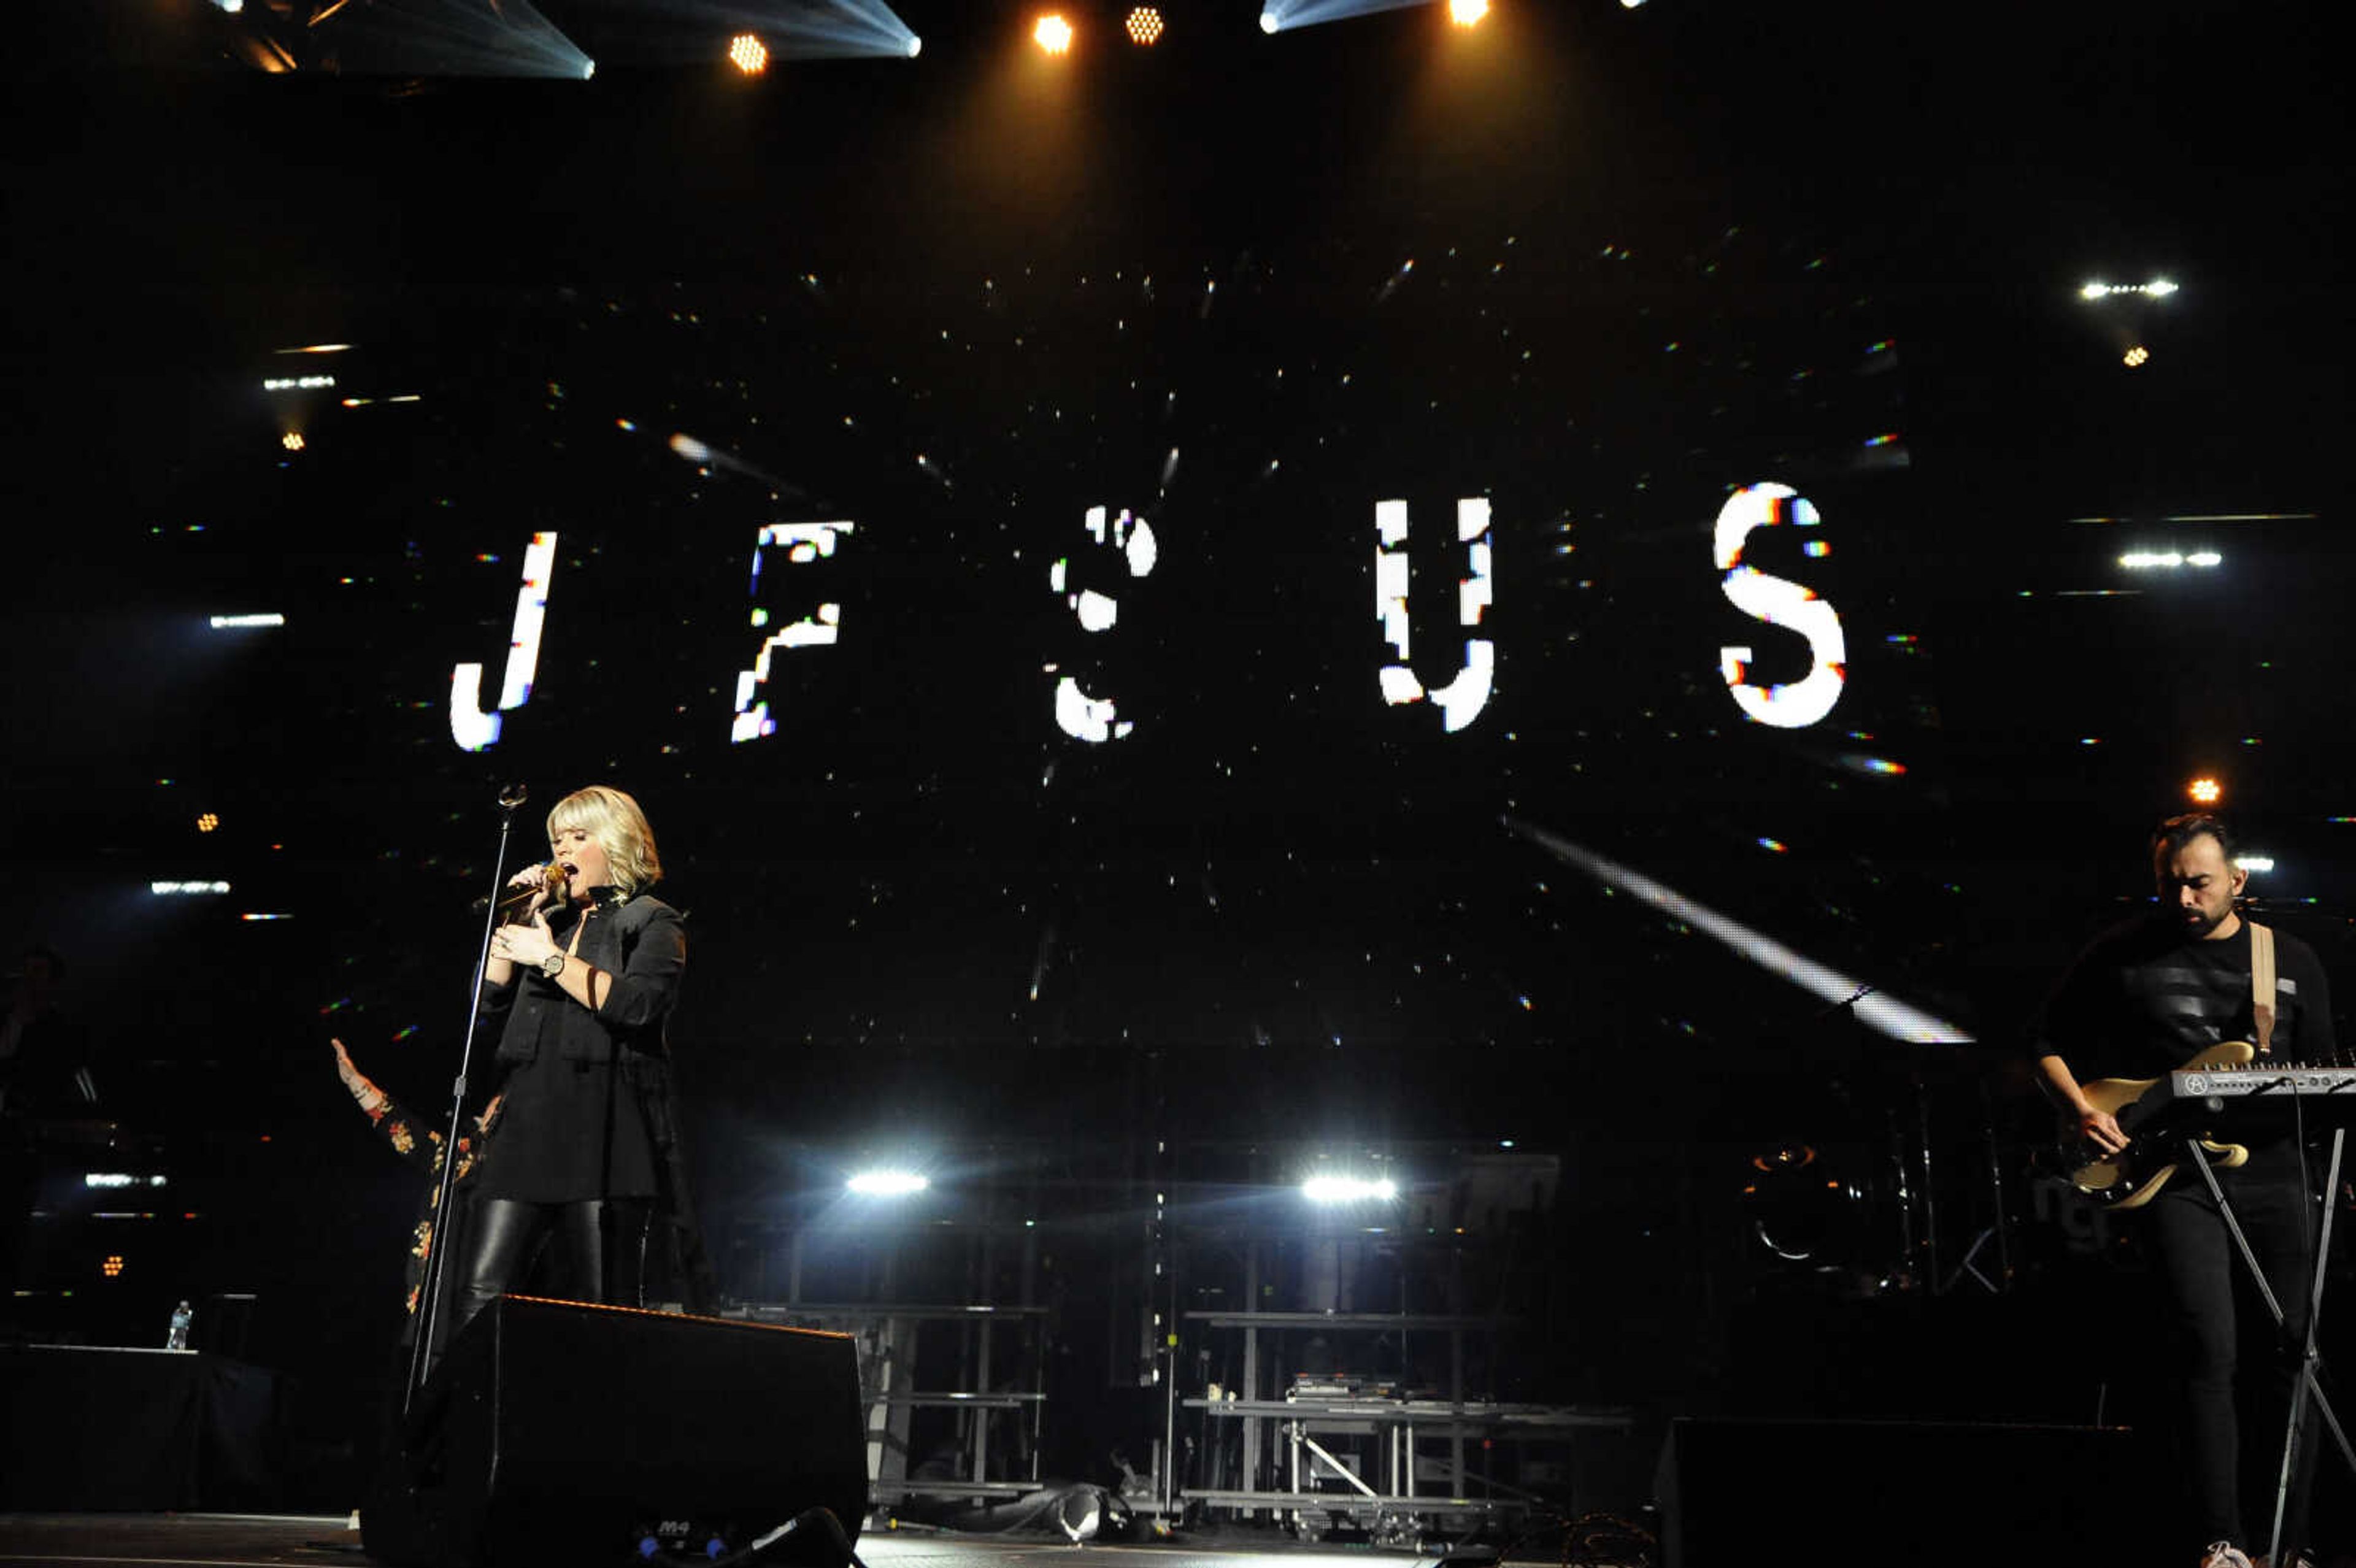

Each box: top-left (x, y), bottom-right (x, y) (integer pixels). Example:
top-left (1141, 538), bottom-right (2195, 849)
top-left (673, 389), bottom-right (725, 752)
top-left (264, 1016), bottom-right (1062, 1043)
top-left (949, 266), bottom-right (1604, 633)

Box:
top-left (2250, 920), bottom-right (2276, 1056)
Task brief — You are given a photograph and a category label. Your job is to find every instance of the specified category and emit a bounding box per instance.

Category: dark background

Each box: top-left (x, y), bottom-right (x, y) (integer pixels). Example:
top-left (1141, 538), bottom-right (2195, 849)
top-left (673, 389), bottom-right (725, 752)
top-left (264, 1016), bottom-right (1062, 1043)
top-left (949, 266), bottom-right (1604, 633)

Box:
top-left (2, 0), bottom-right (2350, 1512)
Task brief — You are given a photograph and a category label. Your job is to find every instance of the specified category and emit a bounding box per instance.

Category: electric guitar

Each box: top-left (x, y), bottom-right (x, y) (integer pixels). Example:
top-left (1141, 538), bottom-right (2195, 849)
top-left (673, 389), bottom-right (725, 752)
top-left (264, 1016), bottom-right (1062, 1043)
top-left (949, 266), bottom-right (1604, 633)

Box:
top-left (2067, 1042), bottom-right (2255, 1210)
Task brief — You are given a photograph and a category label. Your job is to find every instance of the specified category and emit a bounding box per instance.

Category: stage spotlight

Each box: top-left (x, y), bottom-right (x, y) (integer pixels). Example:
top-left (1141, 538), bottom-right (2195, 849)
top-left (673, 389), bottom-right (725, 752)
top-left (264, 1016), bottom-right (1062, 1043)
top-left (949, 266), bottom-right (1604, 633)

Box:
top-left (1258, 0), bottom-right (1427, 33)
top-left (2123, 345), bottom-right (2150, 367)
top-left (738, 0), bottom-right (917, 61)
top-left (308, 0), bottom-right (593, 79)
top-left (1034, 13), bottom-right (1074, 53)
top-left (1303, 1175), bottom-right (1398, 1203)
top-left (2238, 855), bottom-right (2274, 874)
top-left (1449, 0), bottom-right (1489, 25)
top-left (729, 33), bottom-right (768, 73)
top-left (196, 813), bottom-right (220, 833)
top-left (847, 1170), bottom-right (929, 1195)
top-left (2189, 777), bottom-right (2223, 805)
top-left (1125, 7), bottom-right (1163, 44)
top-left (282, 432), bottom-right (304, 451)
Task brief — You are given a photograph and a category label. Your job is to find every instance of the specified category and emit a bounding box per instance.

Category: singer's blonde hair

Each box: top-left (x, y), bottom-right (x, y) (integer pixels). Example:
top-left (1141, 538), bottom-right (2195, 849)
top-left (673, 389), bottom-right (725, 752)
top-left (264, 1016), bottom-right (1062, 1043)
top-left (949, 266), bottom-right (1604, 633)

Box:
top-left (547, 785), bottom-right (663, 897)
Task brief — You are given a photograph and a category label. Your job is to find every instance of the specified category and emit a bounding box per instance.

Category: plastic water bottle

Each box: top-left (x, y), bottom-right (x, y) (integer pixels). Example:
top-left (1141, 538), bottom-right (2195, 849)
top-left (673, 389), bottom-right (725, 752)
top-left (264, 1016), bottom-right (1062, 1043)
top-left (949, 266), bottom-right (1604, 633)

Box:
top-left (167, 1300), bottom-right (193, 1351)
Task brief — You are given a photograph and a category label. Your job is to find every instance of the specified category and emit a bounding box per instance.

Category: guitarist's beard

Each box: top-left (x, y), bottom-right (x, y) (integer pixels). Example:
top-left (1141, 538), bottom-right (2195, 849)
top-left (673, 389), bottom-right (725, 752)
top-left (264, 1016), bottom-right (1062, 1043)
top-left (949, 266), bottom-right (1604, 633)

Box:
top-left (2175, 902), bottom-right (2239, 941)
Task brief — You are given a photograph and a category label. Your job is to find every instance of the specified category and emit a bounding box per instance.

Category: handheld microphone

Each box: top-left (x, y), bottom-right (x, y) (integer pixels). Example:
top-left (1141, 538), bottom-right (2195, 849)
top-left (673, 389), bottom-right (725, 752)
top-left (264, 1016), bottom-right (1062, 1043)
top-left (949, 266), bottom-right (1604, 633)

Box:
top-left (473, 863), bottom-right (570, 920)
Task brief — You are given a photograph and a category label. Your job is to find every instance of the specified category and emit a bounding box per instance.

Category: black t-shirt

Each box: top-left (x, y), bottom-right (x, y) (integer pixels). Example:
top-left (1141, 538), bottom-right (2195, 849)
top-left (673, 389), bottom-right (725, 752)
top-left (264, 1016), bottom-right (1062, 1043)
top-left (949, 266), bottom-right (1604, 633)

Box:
top-left (2035, 914), bottom-right (2336, 1085)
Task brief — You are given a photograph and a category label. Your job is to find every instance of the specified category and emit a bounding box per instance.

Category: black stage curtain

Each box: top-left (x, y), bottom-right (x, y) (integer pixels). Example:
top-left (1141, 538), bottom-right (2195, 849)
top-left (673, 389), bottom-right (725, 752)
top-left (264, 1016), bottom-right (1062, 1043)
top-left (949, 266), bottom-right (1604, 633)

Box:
top-left (0, 1346), bottom-right (280, 1509)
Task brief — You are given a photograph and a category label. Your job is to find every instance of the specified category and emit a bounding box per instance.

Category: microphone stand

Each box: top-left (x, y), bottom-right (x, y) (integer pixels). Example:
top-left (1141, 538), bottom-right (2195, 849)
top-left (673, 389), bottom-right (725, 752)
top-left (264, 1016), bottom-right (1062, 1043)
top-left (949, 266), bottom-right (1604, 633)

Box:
top-left (403, 781), bottom-right (531, 1415)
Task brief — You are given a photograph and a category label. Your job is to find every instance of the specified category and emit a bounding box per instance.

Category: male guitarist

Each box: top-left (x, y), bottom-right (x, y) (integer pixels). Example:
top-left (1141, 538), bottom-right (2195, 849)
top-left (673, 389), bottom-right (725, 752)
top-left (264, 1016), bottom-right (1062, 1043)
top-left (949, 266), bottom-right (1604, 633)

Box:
top-left (2033, 813), bottom-right (2333, 1568)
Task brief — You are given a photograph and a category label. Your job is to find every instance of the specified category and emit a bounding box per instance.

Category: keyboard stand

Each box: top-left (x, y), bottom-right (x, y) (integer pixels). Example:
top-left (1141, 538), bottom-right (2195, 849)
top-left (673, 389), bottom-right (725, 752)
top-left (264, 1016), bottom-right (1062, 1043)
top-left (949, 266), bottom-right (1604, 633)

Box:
top-left (2184, 1126), bottom-right (2356, 1566)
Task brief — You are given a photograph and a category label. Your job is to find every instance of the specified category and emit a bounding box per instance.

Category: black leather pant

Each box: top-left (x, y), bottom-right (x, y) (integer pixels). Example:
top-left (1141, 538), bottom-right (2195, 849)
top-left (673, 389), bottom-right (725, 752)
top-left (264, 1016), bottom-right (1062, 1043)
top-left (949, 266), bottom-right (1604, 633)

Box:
top-left (453, 1196), bottom-right (651, 1339)
top-left (2142, 1146), bottom-right (2322, 1556)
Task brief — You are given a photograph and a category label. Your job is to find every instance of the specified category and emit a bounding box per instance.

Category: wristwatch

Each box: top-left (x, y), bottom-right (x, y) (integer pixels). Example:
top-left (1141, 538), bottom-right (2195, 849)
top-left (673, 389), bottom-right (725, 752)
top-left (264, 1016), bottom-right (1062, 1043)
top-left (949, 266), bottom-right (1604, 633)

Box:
top-left (541, 952), bottom-right (568, 980)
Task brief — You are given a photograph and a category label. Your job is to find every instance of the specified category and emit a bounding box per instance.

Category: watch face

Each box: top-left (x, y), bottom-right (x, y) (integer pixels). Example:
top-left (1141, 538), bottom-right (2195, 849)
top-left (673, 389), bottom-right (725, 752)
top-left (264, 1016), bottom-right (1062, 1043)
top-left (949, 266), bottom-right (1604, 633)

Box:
top-left (542, 953), bottom-right (565, 978)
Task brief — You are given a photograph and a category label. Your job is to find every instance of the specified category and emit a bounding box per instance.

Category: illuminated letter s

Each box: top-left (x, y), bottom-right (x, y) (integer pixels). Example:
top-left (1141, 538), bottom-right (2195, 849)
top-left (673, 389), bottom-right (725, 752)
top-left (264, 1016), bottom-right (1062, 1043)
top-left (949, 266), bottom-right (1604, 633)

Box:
top-left (1049, 505), bottom-right (1158, 743)
top-left (1715, 483), bottom-right (1845, 729)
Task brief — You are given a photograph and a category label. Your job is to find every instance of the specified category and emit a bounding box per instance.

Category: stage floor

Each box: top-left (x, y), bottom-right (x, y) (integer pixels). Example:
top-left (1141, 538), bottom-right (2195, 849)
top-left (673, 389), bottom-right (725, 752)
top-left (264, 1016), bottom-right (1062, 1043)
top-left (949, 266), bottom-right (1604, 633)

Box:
top-left (0, 1516), bottom-right (1584, 1568)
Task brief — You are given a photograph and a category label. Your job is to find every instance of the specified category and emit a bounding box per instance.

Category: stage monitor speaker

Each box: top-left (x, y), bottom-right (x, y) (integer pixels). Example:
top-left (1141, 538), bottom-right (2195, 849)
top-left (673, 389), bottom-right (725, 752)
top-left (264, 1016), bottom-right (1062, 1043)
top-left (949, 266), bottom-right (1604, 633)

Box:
top-left (364, 1295), bottom-right (867, 1568)
top-left (1655, 1417), bottom-right (2163, 1566)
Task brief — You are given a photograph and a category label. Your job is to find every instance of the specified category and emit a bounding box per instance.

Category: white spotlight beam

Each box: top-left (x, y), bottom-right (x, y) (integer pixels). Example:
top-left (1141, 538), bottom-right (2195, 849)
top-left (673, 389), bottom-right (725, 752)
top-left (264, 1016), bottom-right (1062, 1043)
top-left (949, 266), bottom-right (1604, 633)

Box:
top-left (651, 0), bottom-right (918, 60)
top-left (316, 0), bottom-right (593, 77)
top-left (1261, 0), bottom-right (1430, 33)
top-left (1509, 819), bottom-right (1972, 1044)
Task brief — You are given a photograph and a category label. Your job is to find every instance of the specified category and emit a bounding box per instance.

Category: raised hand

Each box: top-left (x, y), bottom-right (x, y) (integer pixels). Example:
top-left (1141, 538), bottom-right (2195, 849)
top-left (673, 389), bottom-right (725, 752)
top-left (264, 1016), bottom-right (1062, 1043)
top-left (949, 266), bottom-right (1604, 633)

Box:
top-left (332, 1037), bottom-right (387, 1115)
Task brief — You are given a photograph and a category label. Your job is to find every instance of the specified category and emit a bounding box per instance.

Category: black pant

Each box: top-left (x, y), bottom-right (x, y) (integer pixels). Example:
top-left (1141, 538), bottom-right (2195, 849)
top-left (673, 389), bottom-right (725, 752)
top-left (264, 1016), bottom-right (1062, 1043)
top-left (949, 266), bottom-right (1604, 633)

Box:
top-left (453, 1196), bottom-right (652, 1340)
top-left (2141, 1145), bottom-right (2324, 1555)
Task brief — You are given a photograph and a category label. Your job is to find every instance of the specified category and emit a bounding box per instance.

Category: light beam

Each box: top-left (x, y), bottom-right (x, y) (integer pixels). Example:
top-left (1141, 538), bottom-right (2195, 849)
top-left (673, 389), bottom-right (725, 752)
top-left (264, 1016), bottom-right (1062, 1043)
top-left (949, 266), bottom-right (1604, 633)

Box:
top-left (1258, 0), bottom-right (1430, 33)
top-left (649, 0), bottom-right (918, 61)
top-left (310, 0), bottom-right (594, 78)
top-left (1511, 820), bottom-right (1972, 1044)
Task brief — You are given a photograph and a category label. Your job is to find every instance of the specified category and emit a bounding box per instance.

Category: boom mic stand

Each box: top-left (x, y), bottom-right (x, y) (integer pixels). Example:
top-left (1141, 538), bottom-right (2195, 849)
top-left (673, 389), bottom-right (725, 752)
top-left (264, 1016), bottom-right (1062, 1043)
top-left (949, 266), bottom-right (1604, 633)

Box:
top-left (402, 781), bottom-right (533, 1414)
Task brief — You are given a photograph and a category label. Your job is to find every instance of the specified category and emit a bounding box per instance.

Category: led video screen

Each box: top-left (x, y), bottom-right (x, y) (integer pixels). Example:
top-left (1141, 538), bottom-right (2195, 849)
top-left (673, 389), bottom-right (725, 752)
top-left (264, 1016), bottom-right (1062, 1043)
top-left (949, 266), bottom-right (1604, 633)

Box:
top-left (18, 9), bottom-right (1956, 1148)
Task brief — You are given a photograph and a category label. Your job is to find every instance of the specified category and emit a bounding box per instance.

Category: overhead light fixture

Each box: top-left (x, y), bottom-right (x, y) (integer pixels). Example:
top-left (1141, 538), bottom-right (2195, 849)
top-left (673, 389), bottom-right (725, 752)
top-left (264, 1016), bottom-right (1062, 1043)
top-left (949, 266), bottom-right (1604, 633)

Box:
top-left (847, 1170), bottom-right (929, 1196)
top-left (1303, 1175), bottom-right (1397, 1204)
top-left (1034, 13), bottom-right (1074, 53)
top-left (2118, 551), bottom-right (2219, 570)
